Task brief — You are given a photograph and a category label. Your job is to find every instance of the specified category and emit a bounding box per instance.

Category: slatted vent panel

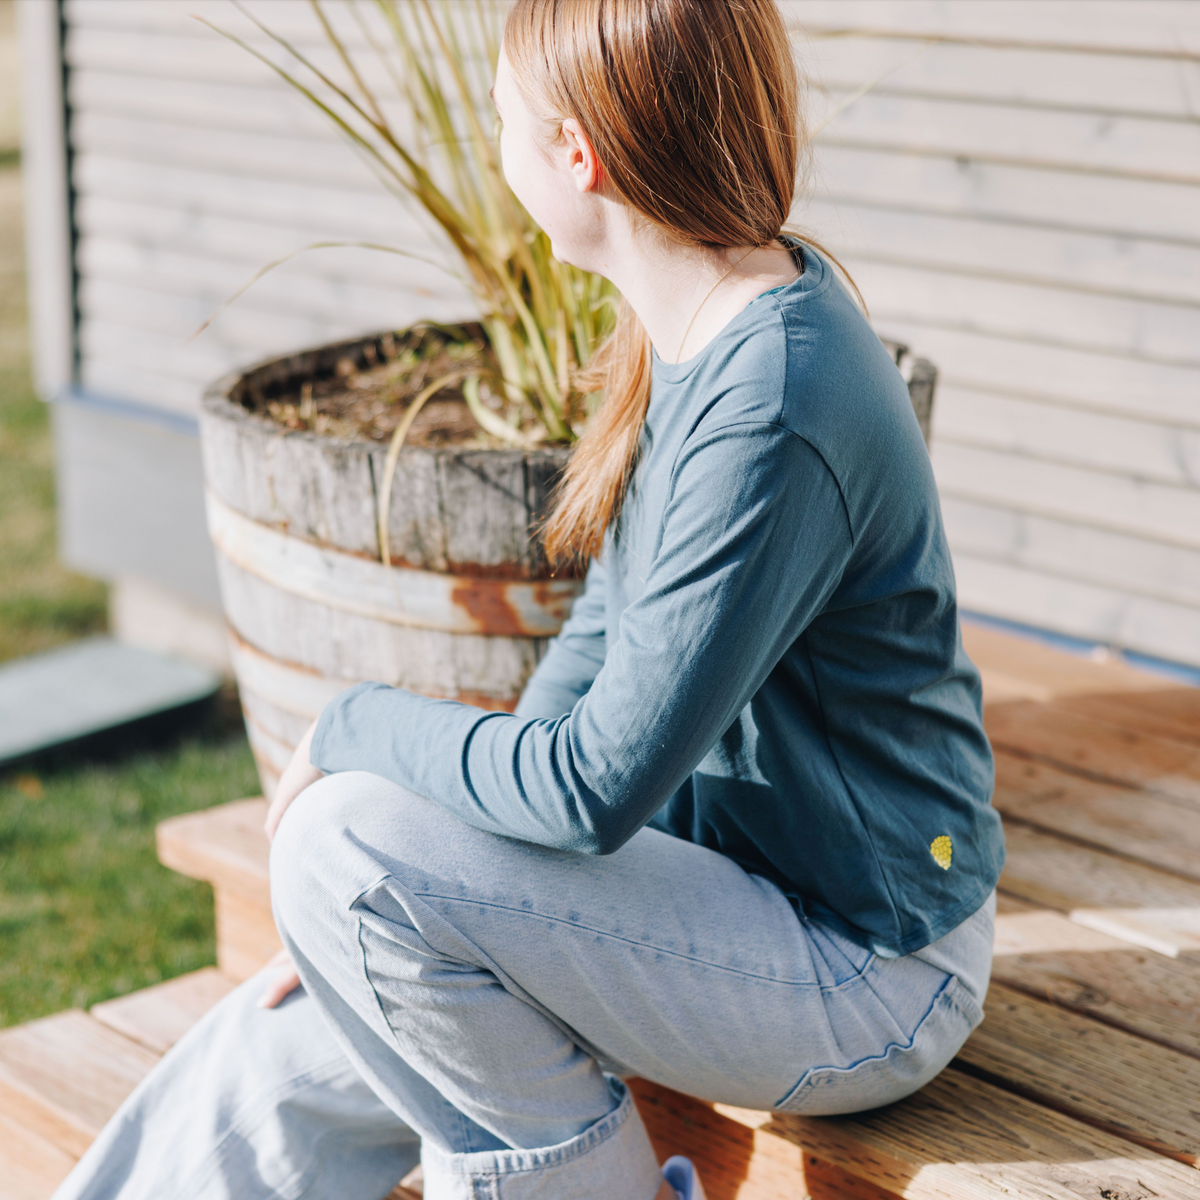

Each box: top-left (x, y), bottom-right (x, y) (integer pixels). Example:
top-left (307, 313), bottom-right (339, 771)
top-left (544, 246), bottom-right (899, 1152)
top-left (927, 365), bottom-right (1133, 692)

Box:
top-left (784, 0), bottom-right (1200, 666)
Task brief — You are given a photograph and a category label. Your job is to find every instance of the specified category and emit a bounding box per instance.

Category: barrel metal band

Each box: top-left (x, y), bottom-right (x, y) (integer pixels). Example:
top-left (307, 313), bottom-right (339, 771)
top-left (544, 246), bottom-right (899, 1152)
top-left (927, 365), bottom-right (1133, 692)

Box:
top-left (205, 491), bottom-right (582, 637)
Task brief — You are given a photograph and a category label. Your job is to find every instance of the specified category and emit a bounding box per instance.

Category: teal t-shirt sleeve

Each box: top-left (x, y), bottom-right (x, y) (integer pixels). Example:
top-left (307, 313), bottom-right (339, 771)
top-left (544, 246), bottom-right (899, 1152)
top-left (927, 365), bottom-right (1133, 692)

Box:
top-left (513, 557), bottom-right (608, 720)
top-left (310, 421), bottom-right (854, 854)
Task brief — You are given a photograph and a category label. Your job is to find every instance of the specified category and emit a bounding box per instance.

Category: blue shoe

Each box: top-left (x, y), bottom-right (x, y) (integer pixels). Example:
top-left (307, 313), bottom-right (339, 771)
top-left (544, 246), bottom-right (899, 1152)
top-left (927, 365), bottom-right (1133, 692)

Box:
top-left (662, 1155), bottom-right (707, 1200)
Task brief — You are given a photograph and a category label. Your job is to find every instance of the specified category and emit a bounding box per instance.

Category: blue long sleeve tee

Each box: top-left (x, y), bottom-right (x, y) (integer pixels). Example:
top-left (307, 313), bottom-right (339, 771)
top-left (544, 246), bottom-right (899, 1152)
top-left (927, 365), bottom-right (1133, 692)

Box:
top-left (311, 243), bottom-right (1005, 957)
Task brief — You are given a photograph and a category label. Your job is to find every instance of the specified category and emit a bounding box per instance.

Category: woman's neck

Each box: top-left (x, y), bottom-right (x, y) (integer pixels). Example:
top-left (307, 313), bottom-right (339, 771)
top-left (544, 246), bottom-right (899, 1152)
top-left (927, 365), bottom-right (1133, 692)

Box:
top-left (586, 207), bottom-right (802, 364)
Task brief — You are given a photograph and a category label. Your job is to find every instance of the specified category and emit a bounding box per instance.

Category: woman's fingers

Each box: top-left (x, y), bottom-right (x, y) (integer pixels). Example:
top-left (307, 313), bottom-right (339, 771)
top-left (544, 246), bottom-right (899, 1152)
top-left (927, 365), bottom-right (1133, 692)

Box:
top-left (257, 949), bottom-right (303, 1008)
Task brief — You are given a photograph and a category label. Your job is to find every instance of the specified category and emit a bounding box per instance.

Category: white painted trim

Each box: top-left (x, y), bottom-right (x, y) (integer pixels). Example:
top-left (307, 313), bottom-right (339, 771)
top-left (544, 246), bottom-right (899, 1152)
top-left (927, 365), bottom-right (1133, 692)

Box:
top-left (17, 0), bottom-right (75, 399)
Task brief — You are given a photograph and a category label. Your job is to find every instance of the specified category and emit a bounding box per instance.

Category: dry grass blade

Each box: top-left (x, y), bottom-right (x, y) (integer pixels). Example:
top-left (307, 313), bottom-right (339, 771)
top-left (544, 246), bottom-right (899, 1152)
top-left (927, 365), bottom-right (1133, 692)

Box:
top-left (201, 0), bottom-right (618, 458)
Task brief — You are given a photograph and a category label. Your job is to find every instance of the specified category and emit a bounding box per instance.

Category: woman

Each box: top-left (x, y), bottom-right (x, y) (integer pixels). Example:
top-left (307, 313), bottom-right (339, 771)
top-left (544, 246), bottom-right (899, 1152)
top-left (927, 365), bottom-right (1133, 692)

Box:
top-left (56, 2), bottom-right (1003, 1198)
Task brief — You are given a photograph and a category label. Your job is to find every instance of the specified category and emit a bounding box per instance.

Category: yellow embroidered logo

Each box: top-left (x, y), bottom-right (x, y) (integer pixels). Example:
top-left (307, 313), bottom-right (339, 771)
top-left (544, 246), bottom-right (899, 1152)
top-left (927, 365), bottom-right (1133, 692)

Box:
top-left (930, 836), bottom-right (952, 870)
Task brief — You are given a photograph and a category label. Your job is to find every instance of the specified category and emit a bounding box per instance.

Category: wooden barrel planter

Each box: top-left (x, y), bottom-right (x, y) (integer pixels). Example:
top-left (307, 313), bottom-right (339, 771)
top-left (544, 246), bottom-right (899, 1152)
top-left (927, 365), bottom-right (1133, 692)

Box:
top-left (199, 330), bottom-right (580, 799)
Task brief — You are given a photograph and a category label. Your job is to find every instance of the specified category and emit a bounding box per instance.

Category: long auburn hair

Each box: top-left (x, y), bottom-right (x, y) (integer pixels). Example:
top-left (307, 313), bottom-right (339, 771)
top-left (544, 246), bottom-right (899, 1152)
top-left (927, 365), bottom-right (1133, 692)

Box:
top-left (504, 0), bottom-right (847, 565)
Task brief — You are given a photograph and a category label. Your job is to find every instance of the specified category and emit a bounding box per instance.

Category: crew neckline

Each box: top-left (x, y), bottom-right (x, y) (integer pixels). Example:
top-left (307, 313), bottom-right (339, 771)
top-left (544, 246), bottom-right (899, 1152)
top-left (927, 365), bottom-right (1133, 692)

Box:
top-left (652, 240), bottom-right (829, 383)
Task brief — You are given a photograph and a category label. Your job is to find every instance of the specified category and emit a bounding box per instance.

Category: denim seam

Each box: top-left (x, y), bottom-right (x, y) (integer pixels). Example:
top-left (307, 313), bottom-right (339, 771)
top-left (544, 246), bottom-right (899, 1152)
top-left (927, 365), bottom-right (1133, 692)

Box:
top-left (409, 888), bottom-right (873, 990)
top-left (424, 1083), bottom-right (635, 1178)
top-left (772, 973), bottom-right (968, 1110)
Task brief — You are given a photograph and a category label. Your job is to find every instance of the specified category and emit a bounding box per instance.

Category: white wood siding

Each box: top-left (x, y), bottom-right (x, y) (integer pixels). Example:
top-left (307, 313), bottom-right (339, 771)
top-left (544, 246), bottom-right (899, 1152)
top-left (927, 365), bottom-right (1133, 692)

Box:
top-left (786, 0), bottom-right (1200, 667)
top-left (61, 0), bottom-right (476, 417)
top-left (51, 0), bottom-right (1200, 667)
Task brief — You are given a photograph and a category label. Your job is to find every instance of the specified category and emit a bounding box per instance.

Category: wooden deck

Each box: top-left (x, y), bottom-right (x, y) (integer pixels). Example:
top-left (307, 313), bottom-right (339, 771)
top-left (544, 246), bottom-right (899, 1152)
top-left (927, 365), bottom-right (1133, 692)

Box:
top-left (4, 621), bottom-right (1200, 1199)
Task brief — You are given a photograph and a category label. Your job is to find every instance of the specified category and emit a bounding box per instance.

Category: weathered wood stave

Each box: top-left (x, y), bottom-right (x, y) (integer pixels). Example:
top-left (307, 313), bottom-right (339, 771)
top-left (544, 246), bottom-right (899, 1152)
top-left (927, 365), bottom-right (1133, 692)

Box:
top-left (200, 332), bottom-right (575, 797)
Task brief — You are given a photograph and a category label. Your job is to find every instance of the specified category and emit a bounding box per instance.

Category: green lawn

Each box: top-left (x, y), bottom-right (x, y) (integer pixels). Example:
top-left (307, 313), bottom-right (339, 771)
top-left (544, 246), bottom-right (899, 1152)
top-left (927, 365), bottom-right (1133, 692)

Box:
top-left (0, 107), bottom-right (257, 1024)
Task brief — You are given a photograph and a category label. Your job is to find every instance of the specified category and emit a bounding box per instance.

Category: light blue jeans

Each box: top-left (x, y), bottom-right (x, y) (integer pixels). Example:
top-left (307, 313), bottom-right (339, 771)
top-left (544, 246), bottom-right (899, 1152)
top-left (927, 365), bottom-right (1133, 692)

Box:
top-left (55, 771), bottom-right (994, 1200)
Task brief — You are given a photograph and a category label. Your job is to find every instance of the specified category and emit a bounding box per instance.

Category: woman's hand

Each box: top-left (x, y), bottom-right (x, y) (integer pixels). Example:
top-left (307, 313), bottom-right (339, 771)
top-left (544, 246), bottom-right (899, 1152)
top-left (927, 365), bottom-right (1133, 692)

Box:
top-left (257, 947), bottom-right (302, 1008)
top-left (265, 719), bottom-right (323, 842)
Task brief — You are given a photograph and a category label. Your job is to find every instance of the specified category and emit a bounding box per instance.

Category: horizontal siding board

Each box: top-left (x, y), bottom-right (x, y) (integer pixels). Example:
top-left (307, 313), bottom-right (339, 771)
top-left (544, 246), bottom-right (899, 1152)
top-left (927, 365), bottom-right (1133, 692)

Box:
top-left (932, 442), bottom-right (1200, 553)
top-left (942, 497), bottom-right (1200, 610)
top-left (783, 1), bottom-right (1200, 56)
top-left (68, 69), bottom-right (335, 137)
top-left (933, 387), bottom-right (1200, 488)
top-left (846, 259), bottom-right (1200, 368)
top-left (809, 143), bottom-right (1200, 244)
top-left (816, 88), bottom-right (1200, 185)
top-left (798, 35), bottom-right (1200, 119)
top-left (80, 358), bottom-right (205, 415)
top-left (69, 112), bottom-right (376, 189)
top-left (73, 195), bottom-right (455, 294)
top-left (871, 319), bottom-right (1200, 431)
top-left (72, 153), bottom-right (422, 239)
top-left (804, 198), bottom-right (1200, 306)
top-left (953, 554), bottom-right (1200, 668)
top-left (77, 275), bottom-right (468, 361)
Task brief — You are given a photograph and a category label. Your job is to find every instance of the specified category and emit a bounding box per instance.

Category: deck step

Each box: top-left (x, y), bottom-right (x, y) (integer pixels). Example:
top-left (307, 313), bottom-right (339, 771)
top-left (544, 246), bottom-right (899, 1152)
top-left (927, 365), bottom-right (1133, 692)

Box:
top-left (0, 1110), bottom-right (78, 1200)
top-left (0, 1011), bottom-right (159, 1159)
top-left (91, 967), bottom-right (236, 1054)
top-left (708, 1068), bottom-right (1200, 1199)
top-left (0, 637), bottom-right (219, 767)
top-left (157, 798), bottom-right (278, 980)
top-left (958, 981), bottom-right (1200, 1164)
top-left (1000, 821), bottom-right (1200, 956)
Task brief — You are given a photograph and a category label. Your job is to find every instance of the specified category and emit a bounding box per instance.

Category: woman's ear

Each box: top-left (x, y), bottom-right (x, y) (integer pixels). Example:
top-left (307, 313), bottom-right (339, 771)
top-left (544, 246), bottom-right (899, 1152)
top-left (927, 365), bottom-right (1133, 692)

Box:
top-left (561, 117), bottom-right (602, 193)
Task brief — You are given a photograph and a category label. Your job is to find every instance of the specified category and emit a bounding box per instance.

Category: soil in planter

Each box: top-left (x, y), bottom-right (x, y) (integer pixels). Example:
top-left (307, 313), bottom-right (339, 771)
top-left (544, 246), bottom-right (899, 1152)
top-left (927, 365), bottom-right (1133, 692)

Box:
top-left (241, 325), bottom-right (523, 448)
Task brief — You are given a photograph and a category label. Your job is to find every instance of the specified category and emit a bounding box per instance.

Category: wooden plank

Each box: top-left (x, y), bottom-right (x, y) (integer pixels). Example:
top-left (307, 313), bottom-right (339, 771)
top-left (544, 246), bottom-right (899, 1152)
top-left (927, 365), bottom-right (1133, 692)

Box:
top-left (957, 981), bottom-right (1200, 1164)
top-left (1000, 821), bottom-right (1200, 956)
top-left (157, 796), bottom-right (270, 901)
top-left (0, 1011), bottom-right (159, 1159)
top-left (719, 1069), bottom-right (1200, 1199)
top-left (70, 110), bottom-right (374, 190)
top-left (818, 88), bottom-right (1200, 186)
top-left (851, 259), bottom-right (1200, 368)
top-left (799, 35), bottom-right (1200, 119)
top-left (868, 319), bottom-right (1200, 431)
top-left (987, 699), bottom-right (1200, 808)
top-left (994, 754), bottom-right (1200, 882)
top-left (992, 903), bottom-right (1200, 1059)
top-left (961, 621), bottom-right (1161, 706)
top-left (214, 886), bottom-right (282, 982)
top-left (785, 1), bottom-right (1200, 57)
top-left (933, 441), bottom-right (1200, 553)
top-left (953, 556), bottom-right (1200, 672)
top-left (807, 198), bottom-right (1200, 309)
top-left (933, 386), bottom-right (1200, 490)
top-left (1059, 688), bottom-right (1200, 749)
top-left (0, 1110), bottom-right (77, 1200)
top-left (814, 142), bottom-right (1200, 247)
top-left (944, 498), bottom-right (1200, 614)
top-left (90, 967), bottom-right (236, 1055)
top-left (74, 193), bottom-right (435, 291)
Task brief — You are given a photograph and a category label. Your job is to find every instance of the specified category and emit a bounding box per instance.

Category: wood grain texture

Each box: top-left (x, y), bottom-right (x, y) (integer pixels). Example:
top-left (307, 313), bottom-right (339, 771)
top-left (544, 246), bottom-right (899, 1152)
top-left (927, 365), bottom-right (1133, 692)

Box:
top-left (1059, 689), bottom-right (1200, 750)
top-left (958, 982), bottom-right (1200, 1163)
top-left (961, 622), bottom-right (1161, 705)
top-left (999, 821), bottom-right (1200, 956)
top-left (0, 1012), bottom-right (159, 1158)
top-left (214, 886), bottom-right (282, 982)
top-left (157, 797), bottom-right (269, 900)
top-left (0, 1110), bottom-right (77, 1200)
top-left (90, 967), bottom-right (236, 1055)
top-left (724, 1069), bottom-right (1200, 1199)
top-left (987, 698), bottom-right (1200, 809)
top-left (993, 753), bottom-right (1200, 883)
top-left (992, 905), bottom-right (1200, 1059)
